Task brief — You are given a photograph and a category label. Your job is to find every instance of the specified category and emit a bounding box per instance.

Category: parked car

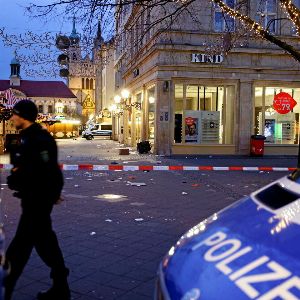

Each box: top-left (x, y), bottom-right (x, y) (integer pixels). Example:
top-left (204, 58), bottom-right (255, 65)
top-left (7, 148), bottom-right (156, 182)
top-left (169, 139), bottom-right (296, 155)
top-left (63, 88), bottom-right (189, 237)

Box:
top-left (82, 123), bottom-right (112, 140)
top-left (156, 171), bottom-right (300, 300)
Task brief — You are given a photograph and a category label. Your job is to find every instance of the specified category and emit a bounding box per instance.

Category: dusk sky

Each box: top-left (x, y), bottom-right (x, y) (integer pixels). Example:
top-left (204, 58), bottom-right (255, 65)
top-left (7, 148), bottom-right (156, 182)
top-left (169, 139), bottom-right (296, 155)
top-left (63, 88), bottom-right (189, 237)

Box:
top-left (0, 1), bottom-right (74, 81)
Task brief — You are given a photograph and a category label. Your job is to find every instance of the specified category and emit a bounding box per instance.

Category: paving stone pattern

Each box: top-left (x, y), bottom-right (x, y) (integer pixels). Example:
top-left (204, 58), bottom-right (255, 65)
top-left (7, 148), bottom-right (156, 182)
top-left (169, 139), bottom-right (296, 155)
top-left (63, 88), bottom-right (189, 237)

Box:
top-left (0, 138), bottom-right (293, 299)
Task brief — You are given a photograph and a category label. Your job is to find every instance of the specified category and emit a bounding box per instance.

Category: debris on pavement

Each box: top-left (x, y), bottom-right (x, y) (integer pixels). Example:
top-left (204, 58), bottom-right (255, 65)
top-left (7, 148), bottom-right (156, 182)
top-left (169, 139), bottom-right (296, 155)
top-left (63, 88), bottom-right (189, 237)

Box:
top-left (90, 232), bottom-right (96, 236)
top-left (134, 218), bottom-right (144, 222)
top-left (105, 219), bottom-right (113, 222)
top-left (107, 179), bottom-right (121, 183)
top-left (182, 192), bottom-right (188, 195)
top-left (127, 181), bottom-right (146, 187)
top-left (94, 194), bottom-right (128, 203)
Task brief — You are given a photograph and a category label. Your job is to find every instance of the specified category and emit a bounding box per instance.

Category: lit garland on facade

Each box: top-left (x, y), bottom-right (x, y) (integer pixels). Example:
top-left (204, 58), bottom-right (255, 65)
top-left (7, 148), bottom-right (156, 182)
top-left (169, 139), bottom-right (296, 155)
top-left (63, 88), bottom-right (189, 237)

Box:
top-left (209, 0), bottom-right (300, 36)
top-left (280, 0), bottom-right (300, 35)
top-left (209, 0), bottom-right (300, 62)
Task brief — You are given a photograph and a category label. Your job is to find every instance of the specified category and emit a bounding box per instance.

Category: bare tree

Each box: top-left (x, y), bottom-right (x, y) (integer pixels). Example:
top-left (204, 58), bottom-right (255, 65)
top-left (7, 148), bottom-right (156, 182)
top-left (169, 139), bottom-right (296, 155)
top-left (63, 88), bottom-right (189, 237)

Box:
top-left (1, 0), bottom-right (300, 78)
top-left (211, 0), bottom-right (300, 62)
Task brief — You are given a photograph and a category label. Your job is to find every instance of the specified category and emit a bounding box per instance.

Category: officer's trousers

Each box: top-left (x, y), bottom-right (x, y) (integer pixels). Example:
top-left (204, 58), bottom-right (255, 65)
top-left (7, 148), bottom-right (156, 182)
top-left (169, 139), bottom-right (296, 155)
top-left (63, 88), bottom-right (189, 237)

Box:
top-left (4, 201), bottom-right (69, 298)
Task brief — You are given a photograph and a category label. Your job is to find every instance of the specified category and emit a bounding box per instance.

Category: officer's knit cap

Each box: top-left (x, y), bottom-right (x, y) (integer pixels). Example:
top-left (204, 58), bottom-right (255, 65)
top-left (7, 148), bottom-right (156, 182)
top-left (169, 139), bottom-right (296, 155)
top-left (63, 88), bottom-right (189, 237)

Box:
top-left (13, 100), bottom-right (38, 122)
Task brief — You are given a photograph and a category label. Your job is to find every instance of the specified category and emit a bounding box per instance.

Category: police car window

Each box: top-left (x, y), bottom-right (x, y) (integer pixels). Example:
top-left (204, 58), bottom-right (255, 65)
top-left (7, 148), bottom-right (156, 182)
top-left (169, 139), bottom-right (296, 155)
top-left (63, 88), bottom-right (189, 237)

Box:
top-left (255, 183), bottom-right (299, 209)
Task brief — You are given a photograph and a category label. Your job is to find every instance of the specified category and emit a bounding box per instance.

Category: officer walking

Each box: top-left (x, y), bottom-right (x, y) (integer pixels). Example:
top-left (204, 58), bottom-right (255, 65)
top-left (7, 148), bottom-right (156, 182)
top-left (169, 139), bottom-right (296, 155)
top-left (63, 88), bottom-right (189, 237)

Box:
top-left (4, 100), bottom-right (70, 300)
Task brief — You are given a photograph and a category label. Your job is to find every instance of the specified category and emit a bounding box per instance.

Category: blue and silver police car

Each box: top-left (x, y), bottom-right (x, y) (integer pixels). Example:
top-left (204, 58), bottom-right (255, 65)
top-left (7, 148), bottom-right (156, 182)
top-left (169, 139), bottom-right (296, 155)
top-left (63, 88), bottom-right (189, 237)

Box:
top-left (156, 172), bottom-right (300, 300)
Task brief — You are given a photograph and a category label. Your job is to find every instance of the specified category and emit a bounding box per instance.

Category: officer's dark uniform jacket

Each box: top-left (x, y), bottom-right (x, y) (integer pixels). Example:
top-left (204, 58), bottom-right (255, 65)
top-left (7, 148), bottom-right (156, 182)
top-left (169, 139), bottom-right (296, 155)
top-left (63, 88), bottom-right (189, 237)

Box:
top-left (7, 123), bottom-right (63, 207)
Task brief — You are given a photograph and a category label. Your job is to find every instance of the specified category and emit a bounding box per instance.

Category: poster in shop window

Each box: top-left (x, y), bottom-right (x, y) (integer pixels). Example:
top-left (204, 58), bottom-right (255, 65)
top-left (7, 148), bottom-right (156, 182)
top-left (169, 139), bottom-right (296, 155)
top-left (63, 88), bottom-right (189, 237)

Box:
top-left (264, 119), bottom-right (275, 143)
top-left (185, 116), bottom-right (199, 143)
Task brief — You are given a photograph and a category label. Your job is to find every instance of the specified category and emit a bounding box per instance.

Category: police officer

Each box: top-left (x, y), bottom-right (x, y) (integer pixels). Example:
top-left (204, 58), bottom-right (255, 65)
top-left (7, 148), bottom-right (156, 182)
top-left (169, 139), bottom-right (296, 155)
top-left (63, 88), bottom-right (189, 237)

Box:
top-left (5, 100), bottom-right (70, 300)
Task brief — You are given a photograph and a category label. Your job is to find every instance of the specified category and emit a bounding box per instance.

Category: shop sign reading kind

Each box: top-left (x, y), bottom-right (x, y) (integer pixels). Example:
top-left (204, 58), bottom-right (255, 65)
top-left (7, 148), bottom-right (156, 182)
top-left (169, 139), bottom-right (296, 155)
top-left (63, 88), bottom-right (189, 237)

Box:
top-left (191, 53), bottom-right (224, 64)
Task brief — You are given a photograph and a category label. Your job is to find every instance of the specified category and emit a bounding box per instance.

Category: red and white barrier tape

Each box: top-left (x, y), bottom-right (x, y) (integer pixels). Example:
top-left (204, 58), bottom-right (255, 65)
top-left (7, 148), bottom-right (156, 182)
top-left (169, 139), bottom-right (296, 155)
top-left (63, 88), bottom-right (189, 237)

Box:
top-left (0, 164), bottom-right (295, 172)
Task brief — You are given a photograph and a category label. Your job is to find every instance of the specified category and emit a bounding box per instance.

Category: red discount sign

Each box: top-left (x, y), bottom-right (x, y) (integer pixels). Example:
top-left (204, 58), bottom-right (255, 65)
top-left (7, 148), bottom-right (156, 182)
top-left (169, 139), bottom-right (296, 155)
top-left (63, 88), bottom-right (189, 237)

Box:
top-left (273, 92), bottom-right (297, 114)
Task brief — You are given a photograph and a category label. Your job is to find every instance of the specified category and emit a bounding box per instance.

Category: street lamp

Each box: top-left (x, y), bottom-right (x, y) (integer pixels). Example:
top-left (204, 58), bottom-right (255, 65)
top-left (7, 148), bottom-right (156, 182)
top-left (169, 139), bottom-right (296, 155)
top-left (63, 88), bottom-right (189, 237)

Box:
top-left (114, 95), bottom-right (121, 104)
top-left (149, 96), bottom-right (155, 104)
top-left (121, 89), bottom-right (130, 99)
top-left (109, 104), bottom-right (117, 112)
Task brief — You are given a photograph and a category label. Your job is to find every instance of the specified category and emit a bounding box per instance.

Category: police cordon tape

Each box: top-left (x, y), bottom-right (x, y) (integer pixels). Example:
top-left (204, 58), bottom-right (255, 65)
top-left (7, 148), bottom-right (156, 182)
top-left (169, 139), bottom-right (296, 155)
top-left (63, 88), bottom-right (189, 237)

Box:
top-left (0, 164), bottom-right (296, 171)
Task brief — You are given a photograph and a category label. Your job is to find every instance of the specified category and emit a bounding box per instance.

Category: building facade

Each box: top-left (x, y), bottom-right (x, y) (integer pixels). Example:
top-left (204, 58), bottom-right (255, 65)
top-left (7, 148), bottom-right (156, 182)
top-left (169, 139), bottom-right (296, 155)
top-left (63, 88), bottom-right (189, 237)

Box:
top-left (114, 0), bottom-right (300, 155)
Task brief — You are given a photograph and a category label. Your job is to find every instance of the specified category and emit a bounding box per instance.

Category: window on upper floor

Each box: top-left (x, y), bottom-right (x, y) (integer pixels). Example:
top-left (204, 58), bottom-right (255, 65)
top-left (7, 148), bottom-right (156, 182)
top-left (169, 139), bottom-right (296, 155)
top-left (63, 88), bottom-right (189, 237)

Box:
top-left (258, 0), bottom-right (277, 34)
top-left (86, 78), bottom-right (90, 90)
top-left (82, 78), bottom-right (85, 89)
top-left (214, 0), bottom-right (235, 32)
top-left (293, 0), bottom-right (300, 8)
top-left (48, 105), bottom-right (53, 114)
top-left (38, 105), bottom-right (43, 114)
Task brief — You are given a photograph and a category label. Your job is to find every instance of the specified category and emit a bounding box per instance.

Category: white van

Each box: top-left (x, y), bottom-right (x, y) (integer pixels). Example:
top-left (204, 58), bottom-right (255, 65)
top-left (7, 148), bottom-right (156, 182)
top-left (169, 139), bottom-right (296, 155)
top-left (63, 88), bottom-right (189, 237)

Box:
top-left (82, 123), bottom-right (112, 140)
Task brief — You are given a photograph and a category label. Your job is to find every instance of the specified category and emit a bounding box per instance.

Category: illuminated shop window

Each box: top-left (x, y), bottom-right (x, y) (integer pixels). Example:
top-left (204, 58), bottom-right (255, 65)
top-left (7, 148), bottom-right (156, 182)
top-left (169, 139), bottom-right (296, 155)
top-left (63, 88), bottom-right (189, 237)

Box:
top-left (147, 86), bottom-right (155, 143)
top-left (174, 84), bottom-right (235, 145)
top-left (254, 87), bottom-right (300, 144)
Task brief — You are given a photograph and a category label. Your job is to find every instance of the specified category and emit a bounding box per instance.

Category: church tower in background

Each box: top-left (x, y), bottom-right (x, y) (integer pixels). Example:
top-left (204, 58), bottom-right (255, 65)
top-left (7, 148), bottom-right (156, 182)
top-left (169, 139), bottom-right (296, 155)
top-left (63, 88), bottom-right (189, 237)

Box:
top-left (66, 17), bottom-right (97, 122)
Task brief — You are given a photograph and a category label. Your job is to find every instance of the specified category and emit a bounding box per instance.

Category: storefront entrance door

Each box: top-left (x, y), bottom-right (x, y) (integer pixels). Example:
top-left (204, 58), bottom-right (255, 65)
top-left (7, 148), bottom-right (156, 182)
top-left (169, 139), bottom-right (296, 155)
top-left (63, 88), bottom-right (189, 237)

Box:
top-left (135, 111), bottom-right (142, 144)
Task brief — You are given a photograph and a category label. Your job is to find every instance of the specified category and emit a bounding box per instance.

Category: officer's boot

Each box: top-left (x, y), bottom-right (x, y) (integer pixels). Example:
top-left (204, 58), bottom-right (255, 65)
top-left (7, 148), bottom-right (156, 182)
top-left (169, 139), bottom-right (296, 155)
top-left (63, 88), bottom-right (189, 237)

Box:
top-left (37, 277), bottom-right (70, 300)
top-left (37, 280), bottom-right (70, 300)
top-left (4, 288), bottom-right (13, 300)
top-left (3, 266), bottom-right (16, 300)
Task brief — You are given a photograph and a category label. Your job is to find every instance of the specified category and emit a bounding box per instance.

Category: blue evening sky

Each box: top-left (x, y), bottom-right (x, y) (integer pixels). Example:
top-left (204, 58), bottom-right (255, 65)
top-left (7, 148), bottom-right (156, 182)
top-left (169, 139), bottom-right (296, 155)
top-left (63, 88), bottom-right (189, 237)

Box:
top-left (0, 1), bottom-right (73, 80)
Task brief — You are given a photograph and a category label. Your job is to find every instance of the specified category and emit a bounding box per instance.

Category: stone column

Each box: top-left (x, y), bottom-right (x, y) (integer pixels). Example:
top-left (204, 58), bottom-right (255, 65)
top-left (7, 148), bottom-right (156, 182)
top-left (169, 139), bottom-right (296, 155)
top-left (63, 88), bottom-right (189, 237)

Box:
top-left (131, 107), bottom-right (136, 147)
top-left (154, 80), bottom-right (172, 156)
top-left (141, 85), bottom-right (147, 141)
top-left (238, 81), bottom-right (253, 154)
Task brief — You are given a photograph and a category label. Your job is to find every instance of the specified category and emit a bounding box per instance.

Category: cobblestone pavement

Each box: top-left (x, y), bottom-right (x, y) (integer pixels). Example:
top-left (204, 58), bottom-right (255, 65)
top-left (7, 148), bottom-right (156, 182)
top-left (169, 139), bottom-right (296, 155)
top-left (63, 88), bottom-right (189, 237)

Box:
top-left (0, 138), bottom-right (295, 299)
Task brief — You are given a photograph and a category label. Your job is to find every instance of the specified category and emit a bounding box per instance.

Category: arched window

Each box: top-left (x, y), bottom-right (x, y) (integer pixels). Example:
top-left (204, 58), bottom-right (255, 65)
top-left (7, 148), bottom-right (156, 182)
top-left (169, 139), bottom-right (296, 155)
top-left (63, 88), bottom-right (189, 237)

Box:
top-left (82, 78), bottom-right (85, 89)
top-left (90, 79), bottom-right (94, 90)
top-left (86, 78), bottom-right (90, 90)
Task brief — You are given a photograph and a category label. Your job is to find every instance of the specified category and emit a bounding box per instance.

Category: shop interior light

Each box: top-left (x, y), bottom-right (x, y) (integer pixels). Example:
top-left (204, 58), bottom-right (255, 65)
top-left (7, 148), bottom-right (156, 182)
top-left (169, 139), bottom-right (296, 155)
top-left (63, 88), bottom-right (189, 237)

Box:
top-left (149, 96), bottom-right (155, 104)
top-left (109, 104), bottom-right (117, 112)
top-left (60, 119), bottom-right (81, 125)
top-left (114, 95), bottom-right (121, 103)
top-left (121, 89), bottom-right (130, 99)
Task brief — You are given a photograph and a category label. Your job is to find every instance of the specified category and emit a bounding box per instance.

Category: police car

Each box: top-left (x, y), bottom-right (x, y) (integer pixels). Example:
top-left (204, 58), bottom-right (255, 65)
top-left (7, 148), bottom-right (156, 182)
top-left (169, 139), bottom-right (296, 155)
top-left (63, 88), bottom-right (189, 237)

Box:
top-left (156, 171), bottom-right (300, 300)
